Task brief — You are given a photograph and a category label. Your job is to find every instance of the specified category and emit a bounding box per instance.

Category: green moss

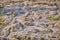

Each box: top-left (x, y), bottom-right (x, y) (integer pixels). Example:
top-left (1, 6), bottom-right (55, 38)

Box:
top-left (48, 15), bottom-right (60, 21)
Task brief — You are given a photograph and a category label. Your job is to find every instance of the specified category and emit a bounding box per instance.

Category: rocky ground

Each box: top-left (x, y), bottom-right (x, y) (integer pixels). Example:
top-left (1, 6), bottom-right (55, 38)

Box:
top-left (0, 0), bottom-right (60, 40)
